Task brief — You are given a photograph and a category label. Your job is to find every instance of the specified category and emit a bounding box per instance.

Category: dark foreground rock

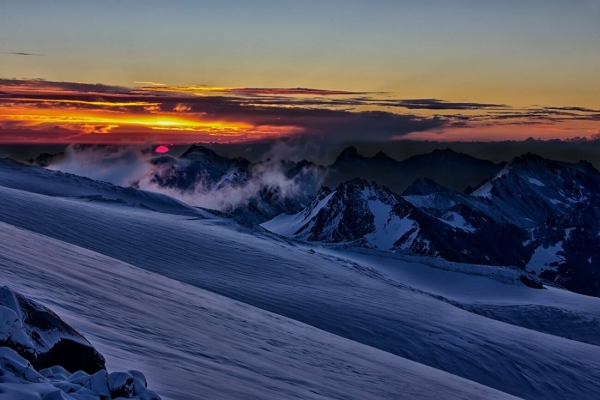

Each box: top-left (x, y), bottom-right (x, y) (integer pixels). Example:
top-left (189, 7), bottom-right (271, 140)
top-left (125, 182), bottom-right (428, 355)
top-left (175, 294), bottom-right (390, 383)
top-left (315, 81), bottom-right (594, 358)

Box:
top-left (0, 285), bottom-right (105, 374)
top-left (0, 285), bottom-right (162, 400)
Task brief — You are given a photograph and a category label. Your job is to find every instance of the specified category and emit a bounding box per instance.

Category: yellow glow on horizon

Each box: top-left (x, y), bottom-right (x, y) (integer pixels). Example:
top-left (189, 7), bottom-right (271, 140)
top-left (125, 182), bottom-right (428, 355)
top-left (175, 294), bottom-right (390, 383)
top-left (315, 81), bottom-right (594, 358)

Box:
top-left (137, 86), bottom-right (231, 94)
top-left (0, 106), bottom-right (253, 134)
top-left (8, 98), bottom-right (160, 107)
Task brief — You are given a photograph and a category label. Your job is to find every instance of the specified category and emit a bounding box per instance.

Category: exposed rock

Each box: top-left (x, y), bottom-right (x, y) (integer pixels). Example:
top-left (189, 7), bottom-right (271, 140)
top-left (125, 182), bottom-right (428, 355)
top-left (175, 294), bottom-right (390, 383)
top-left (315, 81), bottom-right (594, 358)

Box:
top-left (0, 287), bottom-right (162, 399)
top-left (519, 275), bottom-right (544, 289)
top-left (0, 286), bottom-right (106, 374)
top-left (108, 371), bottom-right (134, 398)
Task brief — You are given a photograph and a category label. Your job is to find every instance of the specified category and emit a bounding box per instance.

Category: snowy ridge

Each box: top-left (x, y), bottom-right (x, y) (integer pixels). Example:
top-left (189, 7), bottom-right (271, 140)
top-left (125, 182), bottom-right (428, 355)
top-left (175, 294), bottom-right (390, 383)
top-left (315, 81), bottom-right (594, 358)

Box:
top-left (0, 221), bottom-right (516, 400)
top-left (2, 152), bottom-right (600, 399)
top-left (0, 158), bottom-right (204, 217)
top-left (264, 179), bottom-right (420, 250)
top-left (262, 188), bottom-right (336, 237)
top-left (262, 179), bottom-right (529, 267)
top-left (268, 153), bottom-right (600, 296)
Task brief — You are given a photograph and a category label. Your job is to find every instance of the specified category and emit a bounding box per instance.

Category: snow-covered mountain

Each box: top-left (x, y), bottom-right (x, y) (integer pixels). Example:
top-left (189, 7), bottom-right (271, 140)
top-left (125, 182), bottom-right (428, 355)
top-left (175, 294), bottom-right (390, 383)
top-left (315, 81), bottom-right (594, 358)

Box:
top-left (263, 179), bottom-right (529, 267)
top-left (141, 144), bottom-right (324, 223)
top-left (463, 154), bottom-right (600, 295)
top-left (149, 144), bottom-right (251, 190)
top-left (402, 177), bottom-right (457, 196)
top-left (468, 153), bottom-right (600, 227)
top-left (3, 158), bottom-right (600, 399)
top-left (0, 158), bottom-right (204, 217)
top-left (264, 153), bottom-right (600, 296)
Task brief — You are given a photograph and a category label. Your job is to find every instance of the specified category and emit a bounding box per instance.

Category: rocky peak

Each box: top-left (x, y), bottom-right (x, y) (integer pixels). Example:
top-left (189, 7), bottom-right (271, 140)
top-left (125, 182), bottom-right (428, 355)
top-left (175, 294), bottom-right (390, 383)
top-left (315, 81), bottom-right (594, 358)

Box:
top-left (180, 144), bottom-right (222, 161)
top-left (371, 151), bottom-right (396, 163)
top-left (402, 178), bottom-right (452, 196)
top-left (333, 146), bottom-right (363, 164)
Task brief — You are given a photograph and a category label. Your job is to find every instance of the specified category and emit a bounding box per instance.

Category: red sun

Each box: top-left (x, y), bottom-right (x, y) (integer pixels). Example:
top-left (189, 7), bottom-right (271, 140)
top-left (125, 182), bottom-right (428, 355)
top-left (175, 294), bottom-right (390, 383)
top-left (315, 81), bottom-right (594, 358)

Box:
top-left (155, 145), bottom-right (170, 153)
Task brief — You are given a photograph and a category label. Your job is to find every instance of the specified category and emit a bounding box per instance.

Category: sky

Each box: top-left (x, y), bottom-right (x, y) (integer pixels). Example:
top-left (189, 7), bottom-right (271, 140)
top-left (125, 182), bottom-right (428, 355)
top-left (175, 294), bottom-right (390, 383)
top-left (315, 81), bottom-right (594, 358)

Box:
top-left (0, 0), bottom-right (599, 144)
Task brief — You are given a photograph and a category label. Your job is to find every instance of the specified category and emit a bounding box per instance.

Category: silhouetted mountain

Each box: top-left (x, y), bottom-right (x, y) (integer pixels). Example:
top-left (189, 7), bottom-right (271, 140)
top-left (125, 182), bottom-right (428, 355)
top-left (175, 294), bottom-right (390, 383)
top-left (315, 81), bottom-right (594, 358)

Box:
top-left (333, 146), bottom-right (363, 163)
top-left (26, 152), bottom-right (65, 167)
top-left (326, 147), bottom-right (503, 193)
top-left (402, 178), bottom-right (455, 196)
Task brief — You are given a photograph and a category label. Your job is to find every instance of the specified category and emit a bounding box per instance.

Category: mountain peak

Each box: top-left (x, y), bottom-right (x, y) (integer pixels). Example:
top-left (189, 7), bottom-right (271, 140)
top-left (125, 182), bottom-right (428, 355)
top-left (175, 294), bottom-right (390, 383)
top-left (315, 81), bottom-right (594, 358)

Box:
top-left (338, 177), bottom-right (375, 190)
top-left (507, 153), bottom-right (557, 172)
top-left (371, 151), bottom-right (396, 163)
top-left (512, 152), bottom-right (546, 164)
top-left (334, 146), bottom-right (363, 164)
top-left (402, 178), bottom-right (452, 196)
top-left (180, 144), bottom-right (220, 159)
top-left (430, 148), bottom-right (461, 157)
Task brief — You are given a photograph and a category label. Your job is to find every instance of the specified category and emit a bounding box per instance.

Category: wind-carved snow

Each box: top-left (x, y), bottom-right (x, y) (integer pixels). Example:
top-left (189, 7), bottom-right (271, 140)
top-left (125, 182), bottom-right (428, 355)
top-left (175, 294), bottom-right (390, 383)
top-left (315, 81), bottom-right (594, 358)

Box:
top-left (438, 211), bottom-right (476, 233)
top-left (3, 165), bottom-right (600, 399)
top-left (527, 242), bottom-right (565, 275)
top-left (527, 177), bottom-right (545, 187)
top-left (0, 221), bottom-right (516, 400)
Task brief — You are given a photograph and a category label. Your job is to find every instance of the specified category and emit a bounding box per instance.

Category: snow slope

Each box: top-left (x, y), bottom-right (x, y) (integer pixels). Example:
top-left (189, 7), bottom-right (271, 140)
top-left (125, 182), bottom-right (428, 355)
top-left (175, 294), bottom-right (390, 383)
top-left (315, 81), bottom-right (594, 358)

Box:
top-left (309, 246), bottom-right (600, 347)
top-left (1, 180), bottom-right (600, 399)
top-left (0, 159), bottom-right (204, 217)
top-left (0, 222), bottom-right (515, 400)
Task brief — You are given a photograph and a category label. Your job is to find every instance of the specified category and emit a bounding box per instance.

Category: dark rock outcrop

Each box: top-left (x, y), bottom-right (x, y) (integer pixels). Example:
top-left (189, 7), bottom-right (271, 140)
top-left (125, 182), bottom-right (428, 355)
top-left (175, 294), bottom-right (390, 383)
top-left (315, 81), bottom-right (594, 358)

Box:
top-left (0, 286), bottom-right (105, 374)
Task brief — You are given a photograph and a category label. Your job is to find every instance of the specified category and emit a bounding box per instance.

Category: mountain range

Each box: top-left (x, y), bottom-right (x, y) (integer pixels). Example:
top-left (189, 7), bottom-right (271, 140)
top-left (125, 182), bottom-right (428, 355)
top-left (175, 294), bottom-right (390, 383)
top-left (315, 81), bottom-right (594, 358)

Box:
top-left (261, 151), bottom-right (600, 297)
top-left (325, 146), bottom-right (504, 193)
top-left (25, 145), bottom-right (600, 297)
top-left (5, 145), bottom-right (600, 399)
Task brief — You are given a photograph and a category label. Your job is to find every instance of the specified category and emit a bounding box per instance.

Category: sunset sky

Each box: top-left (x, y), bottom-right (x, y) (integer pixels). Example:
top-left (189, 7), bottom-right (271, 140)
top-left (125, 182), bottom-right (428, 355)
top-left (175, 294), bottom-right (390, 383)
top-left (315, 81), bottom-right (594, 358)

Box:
top-left (1, 0), bottom-right (599, 144)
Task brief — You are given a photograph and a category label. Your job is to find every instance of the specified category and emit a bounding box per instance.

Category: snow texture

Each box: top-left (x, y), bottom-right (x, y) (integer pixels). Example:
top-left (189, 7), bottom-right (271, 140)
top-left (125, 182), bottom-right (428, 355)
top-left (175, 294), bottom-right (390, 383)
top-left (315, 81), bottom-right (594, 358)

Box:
top-left (1, 159), bottom-right (600, 399)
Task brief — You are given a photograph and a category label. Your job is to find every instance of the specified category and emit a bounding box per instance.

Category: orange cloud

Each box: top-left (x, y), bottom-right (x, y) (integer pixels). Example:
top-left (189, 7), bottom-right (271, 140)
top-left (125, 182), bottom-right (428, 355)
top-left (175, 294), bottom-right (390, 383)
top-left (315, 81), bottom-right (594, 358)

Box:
top-left (1, 78), bottom-right (598, 144)
top-left (173, 103), bottom-right (192, 112)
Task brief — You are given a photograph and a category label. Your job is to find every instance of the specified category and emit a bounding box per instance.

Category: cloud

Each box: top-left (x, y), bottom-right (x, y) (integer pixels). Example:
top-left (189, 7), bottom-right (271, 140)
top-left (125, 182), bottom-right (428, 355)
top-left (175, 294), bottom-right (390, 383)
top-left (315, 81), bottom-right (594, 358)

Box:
top-left (388, 99), bottom-right (508, 110)
top-left (138, 85), bottom-right (373, 96)
top-left (1, 78), bottom-right (598, 143)
top-left (543, 106), bottom-right (600, 113)
top-left (133, 81), bottom-right (165, 86)
top-left (2, 51), bottom-right (45, 57)
top-left (47, 143), bottom-right (325, 216)
top-left (48, 144), bottom-right (154, 186)
top-left (0, 78), bottom-right (129, 94)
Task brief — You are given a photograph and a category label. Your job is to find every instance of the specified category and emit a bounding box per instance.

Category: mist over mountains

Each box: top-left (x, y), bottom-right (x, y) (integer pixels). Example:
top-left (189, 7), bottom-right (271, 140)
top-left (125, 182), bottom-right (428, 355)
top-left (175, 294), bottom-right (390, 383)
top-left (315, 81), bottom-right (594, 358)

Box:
top-left (17, 142), bottom-right (600, 298)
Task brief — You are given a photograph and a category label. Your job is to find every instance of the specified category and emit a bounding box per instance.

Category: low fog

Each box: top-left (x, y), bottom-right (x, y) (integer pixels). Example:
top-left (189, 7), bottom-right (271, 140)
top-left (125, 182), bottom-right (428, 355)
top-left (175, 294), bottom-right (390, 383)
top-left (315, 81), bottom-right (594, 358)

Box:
top-left (46, 143), bottom-right (325, 216)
